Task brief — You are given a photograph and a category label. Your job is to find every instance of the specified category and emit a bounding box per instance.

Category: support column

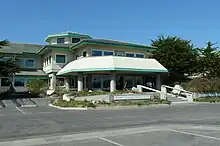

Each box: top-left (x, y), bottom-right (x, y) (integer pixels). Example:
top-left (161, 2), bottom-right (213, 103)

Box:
top-left (110, 73), bottom-right (116, 92)
top-left (77, 73), bottom-right (83, 91)
top-left (49, 73), bottom-right (56, 90)
top-left (64, 76), bottom-right (70, 91)
top-left (156, 74), bottom-right (161, 90)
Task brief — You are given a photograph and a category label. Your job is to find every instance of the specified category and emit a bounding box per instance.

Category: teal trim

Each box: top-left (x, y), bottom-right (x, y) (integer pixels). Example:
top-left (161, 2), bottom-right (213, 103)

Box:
top-left (45, 33), bottom-right (92, 42)
top-left (37, 45), bottom-right (70, 55)
top-left (71, 40), bottom-right (156, 51)
top-left (57, 67), bottom-right (168, 75)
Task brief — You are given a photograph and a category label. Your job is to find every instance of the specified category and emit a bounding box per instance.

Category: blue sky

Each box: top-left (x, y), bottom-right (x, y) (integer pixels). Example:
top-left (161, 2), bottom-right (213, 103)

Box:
top-left (0, 0), bottom-right (219, 47)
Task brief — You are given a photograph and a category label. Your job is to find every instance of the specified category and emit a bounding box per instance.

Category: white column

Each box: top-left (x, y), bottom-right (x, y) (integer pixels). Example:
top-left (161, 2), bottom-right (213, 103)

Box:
top-left (49, 73), bottom-right (56, 90)
top-left (110, 73), bottom-right (116, 92)
top-left (77, 74), bottom-right (83, 91)
top-left (156, 74), bottom-right (161, 90)
top-left (64, 76), bottom-right (70, 91)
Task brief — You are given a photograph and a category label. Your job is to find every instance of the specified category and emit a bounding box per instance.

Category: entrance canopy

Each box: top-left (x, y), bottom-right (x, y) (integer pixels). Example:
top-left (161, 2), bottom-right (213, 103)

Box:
top-left (57, 56), bottom-right (168, 75)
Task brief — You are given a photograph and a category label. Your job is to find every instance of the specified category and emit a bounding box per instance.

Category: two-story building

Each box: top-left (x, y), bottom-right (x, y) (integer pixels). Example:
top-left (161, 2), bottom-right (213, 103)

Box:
top-left (0, 31), bottom-right (168, 93)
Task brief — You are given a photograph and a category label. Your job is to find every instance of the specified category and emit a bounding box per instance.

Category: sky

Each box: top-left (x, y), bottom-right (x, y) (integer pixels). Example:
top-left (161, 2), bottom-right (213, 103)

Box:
top-left (0, 0), bottom-right (219, 47)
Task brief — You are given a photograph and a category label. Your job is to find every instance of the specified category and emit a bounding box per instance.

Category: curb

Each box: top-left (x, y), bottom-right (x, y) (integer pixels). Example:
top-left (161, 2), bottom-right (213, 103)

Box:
top-left (48, 104), bottom-right (88, 110)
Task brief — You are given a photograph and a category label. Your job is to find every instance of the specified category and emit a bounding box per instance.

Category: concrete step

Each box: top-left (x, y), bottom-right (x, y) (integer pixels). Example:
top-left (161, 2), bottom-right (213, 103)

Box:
top-left (16, 98), bottom-right (37, 107)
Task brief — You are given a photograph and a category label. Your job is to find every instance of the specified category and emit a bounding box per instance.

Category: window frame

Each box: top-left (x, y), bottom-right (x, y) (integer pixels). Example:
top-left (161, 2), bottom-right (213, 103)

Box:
top-left (135, 53), bottom-right (145, 58)
top-left (70, 77), bottom-right (76, 87)
top-left (0, 77), bottom-right (11, 87)
top-left (14, 77), bottom-right (26, 87)
top-left (103, 50), bottom-right (114, 56)
top-left (57, 38), bottom-right (65, 44)
top-left (125, 52), bottom-right (135, 57)
top-left (72, 38), bottom-right (80, 43)
top-left (24, 58), bottom-right (35, 68)
top-left (55, 54), bottom-right (67, 64)
top-left (92, 49), bottom-right (103, 56)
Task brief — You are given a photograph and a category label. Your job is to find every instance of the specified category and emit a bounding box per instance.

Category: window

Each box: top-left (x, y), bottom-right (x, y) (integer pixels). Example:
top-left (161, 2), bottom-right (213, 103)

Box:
top-left (115, 51), bottom-right (125, 56)
top-left (14, 77), bottom-right (25, 86)
top-left (126, 53), bottom-right (135, 57)
top-left (1, 78), bottom-right (10, 86)
top-left (103, 76), bottom-right (111, 89)
top-left (92, 50), bottom-right (102, 56)
top-left (0, 57), bottom-right (9, 62)
top-left (24, 59), bottom-right (35, 68)
top-left (57, 38), bottom-right (65, 44)
top-left (83, 51), bottom-right (87, 57)
top-left (92, 76), bottom-right (101, 88)
top-left (56, 78), bottom-right (65, 86)
top-left (72, 38), bottom-right (80, 43)
top-left (104, 51), bottom-right (113, 56)
top-left (49, 56), bottom-right (52, 64)
top-left (136, 54), bottom-right (144, 58)
top-left (56, 54), bottom-right (66, 63)
top-left (70, 77), bottom-right (76, 87)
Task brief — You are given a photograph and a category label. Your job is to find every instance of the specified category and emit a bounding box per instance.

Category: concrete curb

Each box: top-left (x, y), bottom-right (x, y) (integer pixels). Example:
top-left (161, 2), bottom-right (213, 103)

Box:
top-left (48, 104), bottom-right (88, 110)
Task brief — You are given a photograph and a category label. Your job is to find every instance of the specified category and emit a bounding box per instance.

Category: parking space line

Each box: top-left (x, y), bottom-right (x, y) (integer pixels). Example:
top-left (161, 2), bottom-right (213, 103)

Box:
top-left (169, 129), bottom-right (220, 140)
top-left (99, 137), bottom-right (124, 146)
top-left (16, 107), bottom-right (26, 114)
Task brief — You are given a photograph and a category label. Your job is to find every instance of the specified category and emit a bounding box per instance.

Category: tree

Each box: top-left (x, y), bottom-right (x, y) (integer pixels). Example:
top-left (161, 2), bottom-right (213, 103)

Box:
top-left (151, 35), bottom-right (198, 85)
top-left (197, 41), bottom-right (220, 78)
top-left (0, 40), bottom-right (21, 76)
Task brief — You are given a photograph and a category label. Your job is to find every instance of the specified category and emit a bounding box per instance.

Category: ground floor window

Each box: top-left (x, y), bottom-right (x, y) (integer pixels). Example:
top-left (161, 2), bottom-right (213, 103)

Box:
top-left (70, 77), bottom-right (76, 87)
top-left (56, 78), bottom-right (65, 86)
top-left (1, 78), bottom-right (10, 86)
top-left (103, 76), bottom-right (111, 89)
top-left (92, 76), bottom-right (102, 88)
top-left (14, 77), bottom-right (25, 86)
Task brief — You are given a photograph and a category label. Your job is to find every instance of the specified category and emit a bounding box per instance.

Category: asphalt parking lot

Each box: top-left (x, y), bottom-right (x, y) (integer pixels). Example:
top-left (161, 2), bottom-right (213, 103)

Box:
top-left (1, 99), bottom-right (220, 146)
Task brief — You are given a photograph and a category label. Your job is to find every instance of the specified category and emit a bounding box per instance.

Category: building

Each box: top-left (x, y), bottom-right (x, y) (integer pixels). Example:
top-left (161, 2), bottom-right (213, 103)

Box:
top-left (0, 31), bottom-right (168, 93)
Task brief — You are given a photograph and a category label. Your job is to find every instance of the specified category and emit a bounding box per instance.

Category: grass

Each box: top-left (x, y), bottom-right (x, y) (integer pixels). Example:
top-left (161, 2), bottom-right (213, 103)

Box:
top-left (194, 97), bottom-right (220, 103)
top-left (53, 98), bottom-right (169, 109)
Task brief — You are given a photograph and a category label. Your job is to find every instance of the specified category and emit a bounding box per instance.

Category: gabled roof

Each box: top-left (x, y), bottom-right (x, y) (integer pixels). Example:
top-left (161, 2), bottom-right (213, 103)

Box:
top-left (1, 43), bottom-right (43, 54)
top-left (45, 31), bottom-right (92, 42)
top-left (70, 39), bottom-right (156, 51)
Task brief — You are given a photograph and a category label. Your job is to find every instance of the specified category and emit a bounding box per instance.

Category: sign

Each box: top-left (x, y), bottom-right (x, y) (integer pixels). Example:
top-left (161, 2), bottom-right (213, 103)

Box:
top-left (113, 94), bottom-right (151, 101)
top-left (115, 51), bottom-right (125, 56)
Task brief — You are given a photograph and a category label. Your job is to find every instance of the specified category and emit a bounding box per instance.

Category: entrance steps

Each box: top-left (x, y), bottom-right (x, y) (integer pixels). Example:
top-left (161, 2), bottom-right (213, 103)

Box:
top-left (0, 98), bottom-right (37, 108)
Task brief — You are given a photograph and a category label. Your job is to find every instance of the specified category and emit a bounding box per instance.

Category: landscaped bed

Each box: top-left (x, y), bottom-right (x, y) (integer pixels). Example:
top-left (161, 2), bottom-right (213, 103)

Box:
top-left (52, 98), bottom-right (169, 109)
top-left (194, 97), bottom-right (220, 103)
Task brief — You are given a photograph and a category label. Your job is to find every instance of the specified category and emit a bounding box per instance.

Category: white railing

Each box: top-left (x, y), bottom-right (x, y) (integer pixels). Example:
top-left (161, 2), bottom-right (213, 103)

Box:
top-left (137, 85), bottom-right (193, 102)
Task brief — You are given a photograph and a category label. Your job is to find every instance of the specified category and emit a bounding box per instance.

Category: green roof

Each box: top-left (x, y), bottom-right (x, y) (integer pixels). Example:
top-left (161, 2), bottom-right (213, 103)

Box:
top-left (1, 43), bottom-right (43, 54)
top-left (45, 32), bottom-right (92, 42)
top-left (71, 39), bottom-right (156, 50)
top-left (36, 44), bottom-right (71, 55)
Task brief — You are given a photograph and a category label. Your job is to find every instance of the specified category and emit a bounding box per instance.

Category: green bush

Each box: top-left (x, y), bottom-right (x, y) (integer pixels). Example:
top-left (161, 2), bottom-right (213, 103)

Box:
top-left (26, 79), bottom-right (48, 94)
top-left (194, 97), bottom-right (220, 103)
top-left (184, 77), bottom-right (220, 92)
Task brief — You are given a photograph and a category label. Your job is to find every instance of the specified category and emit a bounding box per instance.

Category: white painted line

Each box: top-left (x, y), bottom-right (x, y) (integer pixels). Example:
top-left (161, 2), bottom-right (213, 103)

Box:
top-left (169, 129), bottom-right (220, 140)
top-left (99, 137), bottom-right (124, 146)
top-left (16, 107), bottom-right (26, 114)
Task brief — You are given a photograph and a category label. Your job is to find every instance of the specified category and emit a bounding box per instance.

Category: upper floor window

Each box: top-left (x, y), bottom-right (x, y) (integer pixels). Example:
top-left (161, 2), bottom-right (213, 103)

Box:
top-left (115, 51), bottom-right (125, 56)
top-left (72, 38), bottom-right (80, 43)
top-left (126, 53), bottom-right (135, 57)
top-left (92, 50), bottom-right (102, 56)
top-left (104, 51), bottom-right (114, 56)
top-left (24, 59), bottom-right (35, 68)
top-left (57, 38), bottom-right (65, 44)
top-left (56, 54), bottom-right (66, 63)
top-left (136, 54), bottom-right (144, 58)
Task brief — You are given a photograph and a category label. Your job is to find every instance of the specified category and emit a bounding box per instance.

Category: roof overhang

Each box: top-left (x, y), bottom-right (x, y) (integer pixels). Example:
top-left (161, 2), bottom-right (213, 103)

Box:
top-left (57, 56), bottom-right (168, 75)
top-left (70, 40), bottom-right (156, 51)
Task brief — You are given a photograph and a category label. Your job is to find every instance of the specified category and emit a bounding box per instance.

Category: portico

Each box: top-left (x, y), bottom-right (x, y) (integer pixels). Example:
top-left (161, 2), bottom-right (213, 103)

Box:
top-left (56, 56), bottom-right (168, 92)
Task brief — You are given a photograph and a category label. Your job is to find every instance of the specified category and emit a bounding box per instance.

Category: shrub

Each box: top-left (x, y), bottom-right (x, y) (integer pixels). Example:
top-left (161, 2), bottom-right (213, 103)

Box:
top-left (26, 79), bottom-right (48, 94)
top-left (184, 77), bottom-right (220, 92)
